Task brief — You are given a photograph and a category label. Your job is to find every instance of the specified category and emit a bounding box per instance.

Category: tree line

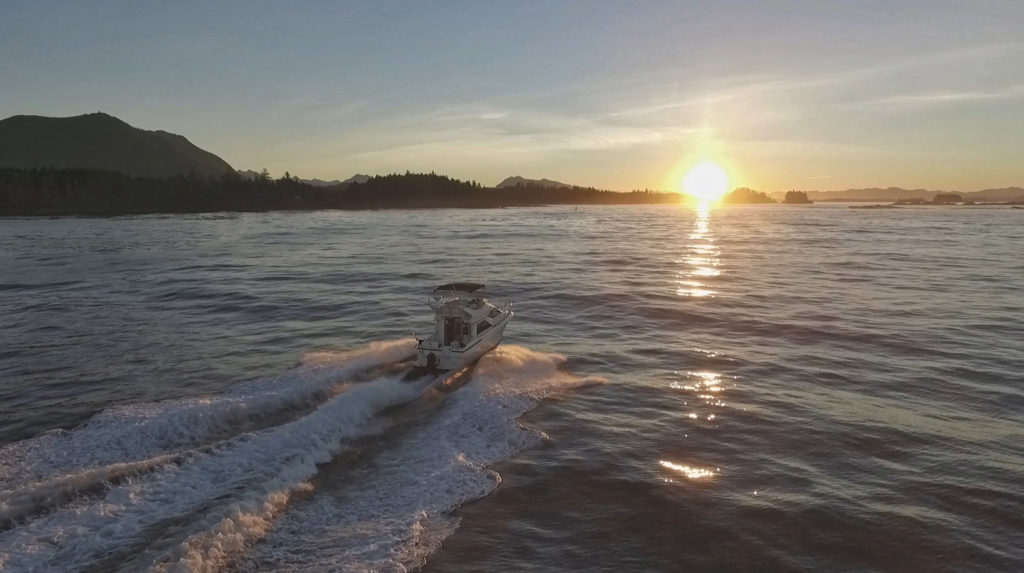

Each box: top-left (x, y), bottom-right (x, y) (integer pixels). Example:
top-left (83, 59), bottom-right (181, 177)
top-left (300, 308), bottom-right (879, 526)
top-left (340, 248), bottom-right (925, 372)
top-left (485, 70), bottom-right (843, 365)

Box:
top-left (723, 187), bottom-right (776, 204)
top-left (0, 168), bottom-right (683, 215)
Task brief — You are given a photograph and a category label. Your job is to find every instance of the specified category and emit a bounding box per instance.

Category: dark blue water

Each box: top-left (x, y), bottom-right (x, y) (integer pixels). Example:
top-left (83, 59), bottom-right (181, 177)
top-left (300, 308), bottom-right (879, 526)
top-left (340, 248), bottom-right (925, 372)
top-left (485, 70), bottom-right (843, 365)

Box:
top-left (1, 205), bottom-right (1022, 571)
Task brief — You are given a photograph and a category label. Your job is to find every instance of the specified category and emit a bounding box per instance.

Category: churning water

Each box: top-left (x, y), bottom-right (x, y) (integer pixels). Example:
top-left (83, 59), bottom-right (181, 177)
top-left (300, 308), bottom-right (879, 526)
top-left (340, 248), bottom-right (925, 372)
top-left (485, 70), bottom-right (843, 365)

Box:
top-left (1, 204), bottom-right (1022, 571)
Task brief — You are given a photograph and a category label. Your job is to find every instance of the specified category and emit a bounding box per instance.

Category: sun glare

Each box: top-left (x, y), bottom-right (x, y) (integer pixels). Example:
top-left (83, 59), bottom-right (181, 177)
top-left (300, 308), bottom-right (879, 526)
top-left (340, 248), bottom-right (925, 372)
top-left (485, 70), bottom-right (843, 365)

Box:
top-left (682, 162), bottom-right (729, 202)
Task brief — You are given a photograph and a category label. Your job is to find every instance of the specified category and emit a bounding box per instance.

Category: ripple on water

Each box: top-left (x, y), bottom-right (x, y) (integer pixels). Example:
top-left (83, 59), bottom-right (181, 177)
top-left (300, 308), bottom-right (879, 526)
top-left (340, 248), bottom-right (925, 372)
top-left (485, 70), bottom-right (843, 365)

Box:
top-left (0, 205), bottom-right (1022, 571)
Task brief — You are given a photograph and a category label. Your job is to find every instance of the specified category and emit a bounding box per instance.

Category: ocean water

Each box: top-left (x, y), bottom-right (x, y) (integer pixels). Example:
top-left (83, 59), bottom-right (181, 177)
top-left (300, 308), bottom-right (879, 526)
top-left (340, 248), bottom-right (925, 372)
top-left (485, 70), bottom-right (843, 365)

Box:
top-left (1, 204), bottom-right (1022, 572)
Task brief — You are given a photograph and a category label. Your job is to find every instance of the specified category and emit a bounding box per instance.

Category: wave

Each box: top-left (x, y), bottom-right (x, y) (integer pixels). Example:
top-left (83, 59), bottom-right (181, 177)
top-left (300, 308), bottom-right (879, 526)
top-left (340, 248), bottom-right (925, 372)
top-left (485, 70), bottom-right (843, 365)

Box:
top-left (0, 342), bottom-right (599, 572)
top-left (228, 345), bottom-right (603, 573)
top-left (0, 339), bottom-right (416, 495)
top-left (0, 372), bottom-right (429, 571)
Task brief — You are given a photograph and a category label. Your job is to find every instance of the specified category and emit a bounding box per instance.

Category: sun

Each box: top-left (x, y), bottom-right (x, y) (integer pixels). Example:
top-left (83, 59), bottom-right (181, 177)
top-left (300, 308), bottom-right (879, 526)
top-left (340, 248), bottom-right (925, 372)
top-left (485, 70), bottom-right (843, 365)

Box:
top-left (682, 162), bottom-right (729, 202)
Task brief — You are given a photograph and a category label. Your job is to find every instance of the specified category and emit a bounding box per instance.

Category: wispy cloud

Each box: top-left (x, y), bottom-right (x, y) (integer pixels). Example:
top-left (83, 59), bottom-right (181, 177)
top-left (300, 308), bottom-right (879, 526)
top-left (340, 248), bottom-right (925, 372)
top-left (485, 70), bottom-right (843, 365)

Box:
top-left (293, 41), bottom-right (1024, 188)
top-left (601, 42), bottom-right (1024, 120)
top-left (848, 84), bottom-right (1024, 109)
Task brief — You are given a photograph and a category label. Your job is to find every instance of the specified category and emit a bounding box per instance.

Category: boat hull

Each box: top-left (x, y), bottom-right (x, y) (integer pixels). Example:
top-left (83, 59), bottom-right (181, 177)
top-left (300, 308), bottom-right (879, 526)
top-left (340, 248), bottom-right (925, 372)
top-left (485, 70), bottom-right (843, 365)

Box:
top-left (416, 311), bottom-right (511, 372)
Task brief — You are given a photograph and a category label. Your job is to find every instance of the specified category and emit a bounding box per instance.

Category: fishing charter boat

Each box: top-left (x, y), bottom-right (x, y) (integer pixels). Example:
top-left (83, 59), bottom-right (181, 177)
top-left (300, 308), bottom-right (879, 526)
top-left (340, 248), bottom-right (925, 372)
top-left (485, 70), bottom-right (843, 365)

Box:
top-left (414, 282), bottom-right (513, 373)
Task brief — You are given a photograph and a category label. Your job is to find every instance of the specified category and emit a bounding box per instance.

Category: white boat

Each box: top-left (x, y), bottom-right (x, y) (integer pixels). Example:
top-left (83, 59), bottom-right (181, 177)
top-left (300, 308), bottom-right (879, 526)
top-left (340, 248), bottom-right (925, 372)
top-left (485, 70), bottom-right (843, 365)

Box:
top-left (414, 282), bottom-right (513, 373)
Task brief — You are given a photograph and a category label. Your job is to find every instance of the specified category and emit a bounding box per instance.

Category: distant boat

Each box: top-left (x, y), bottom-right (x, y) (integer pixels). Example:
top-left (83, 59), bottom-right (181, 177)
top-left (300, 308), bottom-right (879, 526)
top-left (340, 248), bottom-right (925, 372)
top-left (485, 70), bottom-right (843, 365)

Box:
top-left (413, 282), bottom-right (513, 374)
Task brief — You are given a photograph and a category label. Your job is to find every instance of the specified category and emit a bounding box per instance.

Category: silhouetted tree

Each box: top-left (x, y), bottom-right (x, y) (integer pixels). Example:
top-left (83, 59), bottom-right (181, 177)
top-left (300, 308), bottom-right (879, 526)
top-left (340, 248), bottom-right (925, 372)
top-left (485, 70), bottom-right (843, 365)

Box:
top-left (783, 190), bottom-right (813, 204)
top-left (724, 187), bottom-right (776, 204)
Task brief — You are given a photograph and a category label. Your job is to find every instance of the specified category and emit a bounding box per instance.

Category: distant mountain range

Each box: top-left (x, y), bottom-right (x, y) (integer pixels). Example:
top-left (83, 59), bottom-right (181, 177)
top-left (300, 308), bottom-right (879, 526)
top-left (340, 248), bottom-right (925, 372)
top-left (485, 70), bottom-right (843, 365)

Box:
top-left (3, 113), bottom-right (1020, 204)
top-left (340, 173), bottom-right (371, 186)
top-left (770, 187), bottom-right (1024, 202)
top-left (302, 178), bottom-right (343, 187)
top-left (496, 175), bottom-right (572, 189)
top-left (0, 112), bottom-right (233, 178)
top-left (236, 170), bottom-right (371, 187)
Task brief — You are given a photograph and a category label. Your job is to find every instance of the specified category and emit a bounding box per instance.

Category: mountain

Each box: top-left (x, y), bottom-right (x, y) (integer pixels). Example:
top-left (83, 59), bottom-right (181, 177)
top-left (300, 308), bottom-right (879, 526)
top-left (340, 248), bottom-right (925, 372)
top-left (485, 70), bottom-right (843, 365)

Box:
top-left (496, 175), bottom-right (572, 189)
top-left (968, 187), bottom-right (1024, 202)
top-left (298, 174), bottom-right (369, 187)
top-left (770, 187), bottom-right (1024, 202)
top-left (0, 112), bottom-right (233, 178)
top-left (237, 172), bottom-right (368, 187)
top-left (301, 178), bottom-right (343, 187)
top-left (767, 187), bottom-right (933, 202)
top-left (340, 174), bottom-right (371, 185)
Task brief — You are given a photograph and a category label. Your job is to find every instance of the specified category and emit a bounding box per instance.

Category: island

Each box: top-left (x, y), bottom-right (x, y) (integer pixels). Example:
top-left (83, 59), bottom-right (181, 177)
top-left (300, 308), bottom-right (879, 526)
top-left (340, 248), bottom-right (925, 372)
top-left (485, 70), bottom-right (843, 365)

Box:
top-left (723, 187), bottom-right (776, 204)
top-left (782, 190), bottom-right (813, 204)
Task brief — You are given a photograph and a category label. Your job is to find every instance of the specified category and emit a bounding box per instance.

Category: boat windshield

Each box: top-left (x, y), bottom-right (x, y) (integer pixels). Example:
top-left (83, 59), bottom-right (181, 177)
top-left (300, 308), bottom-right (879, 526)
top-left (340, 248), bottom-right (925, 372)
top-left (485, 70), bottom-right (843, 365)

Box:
top-left (432, 282), bottom-right (485, 296)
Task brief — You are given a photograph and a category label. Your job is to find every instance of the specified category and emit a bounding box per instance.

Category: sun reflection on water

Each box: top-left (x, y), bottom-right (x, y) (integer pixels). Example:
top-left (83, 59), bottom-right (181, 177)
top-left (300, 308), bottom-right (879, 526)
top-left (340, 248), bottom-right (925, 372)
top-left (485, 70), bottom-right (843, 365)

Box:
top-left (670, 370), bottom-right (732, 424)
top-left (676, 201), bottom-right (721, 297)
top-left (659, 460), bottom-right (718, 480)
top-left (674, 371), bottom-right (724, 394)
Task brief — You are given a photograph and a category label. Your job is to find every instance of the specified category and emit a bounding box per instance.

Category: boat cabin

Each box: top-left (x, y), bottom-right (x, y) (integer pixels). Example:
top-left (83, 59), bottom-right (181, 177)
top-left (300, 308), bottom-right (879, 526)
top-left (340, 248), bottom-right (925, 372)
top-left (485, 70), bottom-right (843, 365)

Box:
top-left (414, 282), bottom-right (513, 372)
top-left (429, 283), bottom-right (503, 348)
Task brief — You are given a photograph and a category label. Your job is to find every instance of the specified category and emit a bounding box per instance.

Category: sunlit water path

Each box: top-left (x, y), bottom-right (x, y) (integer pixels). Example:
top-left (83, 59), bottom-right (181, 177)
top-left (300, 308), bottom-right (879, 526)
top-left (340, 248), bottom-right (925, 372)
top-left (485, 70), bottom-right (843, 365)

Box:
top-left (1, 205), bottom-right (1022, 571)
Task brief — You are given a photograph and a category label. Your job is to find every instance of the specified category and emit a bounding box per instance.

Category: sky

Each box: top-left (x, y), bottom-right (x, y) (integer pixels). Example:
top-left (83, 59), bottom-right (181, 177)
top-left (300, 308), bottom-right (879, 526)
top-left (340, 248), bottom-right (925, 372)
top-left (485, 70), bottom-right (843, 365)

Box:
top-left (2, 0), bottom-right (1023, 191)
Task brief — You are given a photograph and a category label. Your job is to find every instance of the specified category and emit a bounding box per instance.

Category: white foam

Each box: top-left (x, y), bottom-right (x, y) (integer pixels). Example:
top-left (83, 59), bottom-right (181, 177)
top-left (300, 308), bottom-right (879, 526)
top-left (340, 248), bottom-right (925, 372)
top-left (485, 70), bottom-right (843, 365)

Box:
top-left (0, 368), bottom-right (427, 572)
top-left (0, 343), bottom-right (600, 572)
top-left (229, 345), bottom-right (603, 572)
top-left (0, 338), bottom-right (416, 493)
top-left (0, 453), bottom-right (181, 525)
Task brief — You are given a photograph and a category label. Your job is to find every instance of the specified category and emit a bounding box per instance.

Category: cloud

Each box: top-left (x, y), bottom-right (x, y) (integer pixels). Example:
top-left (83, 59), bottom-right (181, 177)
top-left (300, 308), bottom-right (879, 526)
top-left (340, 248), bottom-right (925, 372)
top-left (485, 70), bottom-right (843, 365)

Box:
top-left (601, 42), bottom-right (1024, 120)
top-left (284, 41), bottom-right (1024, 187)
top-left (847, 84), bottom-right (1024, 110)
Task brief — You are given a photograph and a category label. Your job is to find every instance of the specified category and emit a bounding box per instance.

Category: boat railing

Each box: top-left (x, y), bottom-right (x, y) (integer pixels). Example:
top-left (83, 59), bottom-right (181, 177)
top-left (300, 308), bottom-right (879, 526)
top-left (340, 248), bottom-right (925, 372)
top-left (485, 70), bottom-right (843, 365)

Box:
top-left (428, 293), bottom-right (462, 310)
top-left (429, 295), bottom-right (513, 310)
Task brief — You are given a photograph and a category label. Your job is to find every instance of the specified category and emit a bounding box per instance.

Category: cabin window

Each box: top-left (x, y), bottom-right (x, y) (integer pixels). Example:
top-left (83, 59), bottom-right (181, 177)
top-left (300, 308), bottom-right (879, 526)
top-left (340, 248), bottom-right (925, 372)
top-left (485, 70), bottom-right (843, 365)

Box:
top-left (476, 320), bottom-right (491, 335)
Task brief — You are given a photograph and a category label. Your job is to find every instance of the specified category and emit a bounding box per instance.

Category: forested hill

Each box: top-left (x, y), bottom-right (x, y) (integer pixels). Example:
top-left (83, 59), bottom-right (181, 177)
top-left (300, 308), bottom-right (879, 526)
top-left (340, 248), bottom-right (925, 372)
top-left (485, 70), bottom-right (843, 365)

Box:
top-left (0, 169), bottom-right (679, 215)
top-left (0, 113), bottom-right (233, 178)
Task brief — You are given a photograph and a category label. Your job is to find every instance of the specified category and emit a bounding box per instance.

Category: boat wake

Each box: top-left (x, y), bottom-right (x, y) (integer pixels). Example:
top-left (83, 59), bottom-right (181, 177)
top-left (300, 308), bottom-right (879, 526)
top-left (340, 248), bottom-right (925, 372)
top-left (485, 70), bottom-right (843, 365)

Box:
top-left (0, 340), bottom-right (601, 572)
top-left (0, 338), bottom-right (418, 532)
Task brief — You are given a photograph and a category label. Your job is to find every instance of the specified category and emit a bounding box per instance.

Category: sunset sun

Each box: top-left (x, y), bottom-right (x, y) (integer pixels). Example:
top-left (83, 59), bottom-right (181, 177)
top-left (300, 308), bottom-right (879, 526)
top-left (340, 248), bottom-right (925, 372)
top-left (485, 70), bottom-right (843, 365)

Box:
top-left (682, 162), bottom-right (729, 202)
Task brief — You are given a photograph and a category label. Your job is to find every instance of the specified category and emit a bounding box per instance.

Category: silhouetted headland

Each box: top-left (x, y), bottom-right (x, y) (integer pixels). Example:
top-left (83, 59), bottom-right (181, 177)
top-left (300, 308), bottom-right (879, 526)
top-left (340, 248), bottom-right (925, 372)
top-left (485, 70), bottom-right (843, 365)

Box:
top-left (0, 112), bottom-right (233, 178)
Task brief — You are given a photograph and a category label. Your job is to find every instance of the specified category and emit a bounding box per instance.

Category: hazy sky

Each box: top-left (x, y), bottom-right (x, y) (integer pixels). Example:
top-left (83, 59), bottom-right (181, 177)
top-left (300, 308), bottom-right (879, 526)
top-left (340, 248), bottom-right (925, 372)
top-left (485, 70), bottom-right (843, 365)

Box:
top-left (2, 1), bottom-right (1023, 191)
